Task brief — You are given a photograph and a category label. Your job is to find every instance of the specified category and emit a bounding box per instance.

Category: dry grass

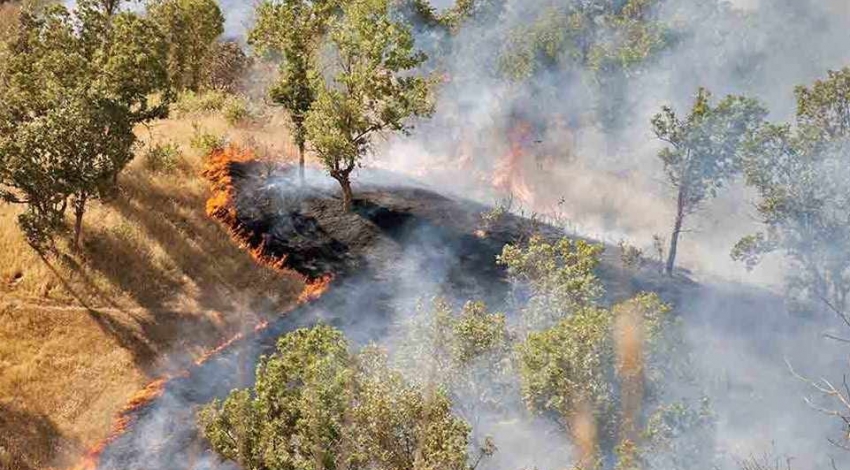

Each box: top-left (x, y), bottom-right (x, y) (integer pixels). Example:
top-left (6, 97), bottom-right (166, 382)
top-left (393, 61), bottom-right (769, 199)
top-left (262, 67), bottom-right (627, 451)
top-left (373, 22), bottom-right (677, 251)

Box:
top-left (0, 110), bottom-right (303, 470)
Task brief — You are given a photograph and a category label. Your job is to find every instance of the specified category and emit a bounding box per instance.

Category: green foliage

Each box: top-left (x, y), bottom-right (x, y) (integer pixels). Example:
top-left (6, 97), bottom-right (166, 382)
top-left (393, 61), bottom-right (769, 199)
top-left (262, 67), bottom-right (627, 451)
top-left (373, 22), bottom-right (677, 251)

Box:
top-left (652, 88), bottom-right (766, 213)
top-left (652, 87), bottom-right (766, 274)
top-left (190, 124), bottom-right (226, 155)
top-left (305, 0), bottom-right (434, 210)
top-left (143, 141), bottom-right (182, 173)
top-left (0, 0), bottom-right (169, 246)
top-left (249, 0), bottom-right (341, 162)
top-left (147, 0), bottom-right (224, 92)
top-left (173, 90), bottom-right (230, 116)
top-left (518, 304), bottom-right (617, 426)
top-left (497, 0), bottom-right (669, 82)
top-left (640, 398), bottom-right (717, 470)
top-left (735, 68), bottom-right (850, 310)
top-left (517, 293), bottom-right (674, 455)
top-left (222, 95), bottom-right (255, 126)
top-left (497, 236), bottom-right (604, 329)
top-left (199, 324), bottom-right (472, 470)
top-left (173, 89), bottom-right (254, 124)
top-left (394, 298), bottom-right (514, 419)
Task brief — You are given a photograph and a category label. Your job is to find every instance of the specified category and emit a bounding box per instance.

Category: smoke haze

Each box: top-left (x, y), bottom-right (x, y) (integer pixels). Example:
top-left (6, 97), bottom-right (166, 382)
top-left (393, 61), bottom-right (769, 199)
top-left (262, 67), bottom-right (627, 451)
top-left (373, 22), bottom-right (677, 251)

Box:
top-left (58, 0), bottom-right (850, 468)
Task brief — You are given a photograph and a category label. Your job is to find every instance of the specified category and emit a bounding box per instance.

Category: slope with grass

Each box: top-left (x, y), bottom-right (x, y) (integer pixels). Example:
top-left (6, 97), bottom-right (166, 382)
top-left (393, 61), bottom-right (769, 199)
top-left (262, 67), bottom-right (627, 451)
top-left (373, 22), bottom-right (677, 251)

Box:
top-left (0, 110), bottom-right (303, 470)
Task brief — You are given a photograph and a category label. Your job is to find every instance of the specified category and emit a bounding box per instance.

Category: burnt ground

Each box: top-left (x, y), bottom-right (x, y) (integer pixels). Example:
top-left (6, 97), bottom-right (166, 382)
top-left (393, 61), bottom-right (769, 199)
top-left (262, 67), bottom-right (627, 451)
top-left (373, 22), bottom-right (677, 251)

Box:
top-left (94, 163), bottom-right (842, 470)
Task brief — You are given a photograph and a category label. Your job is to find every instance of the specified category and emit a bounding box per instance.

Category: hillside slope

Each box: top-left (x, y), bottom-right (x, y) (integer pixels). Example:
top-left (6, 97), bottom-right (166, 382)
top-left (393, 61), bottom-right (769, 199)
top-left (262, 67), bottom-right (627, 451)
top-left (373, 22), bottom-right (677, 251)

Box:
top-left (0, 114), bottom-right (304, 470)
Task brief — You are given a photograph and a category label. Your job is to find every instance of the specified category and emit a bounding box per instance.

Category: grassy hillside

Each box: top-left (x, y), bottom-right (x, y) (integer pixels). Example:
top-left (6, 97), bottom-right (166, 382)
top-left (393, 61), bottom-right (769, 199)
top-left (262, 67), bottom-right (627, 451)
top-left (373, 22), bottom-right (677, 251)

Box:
top-left (0, 109), bottom-right (304, 470)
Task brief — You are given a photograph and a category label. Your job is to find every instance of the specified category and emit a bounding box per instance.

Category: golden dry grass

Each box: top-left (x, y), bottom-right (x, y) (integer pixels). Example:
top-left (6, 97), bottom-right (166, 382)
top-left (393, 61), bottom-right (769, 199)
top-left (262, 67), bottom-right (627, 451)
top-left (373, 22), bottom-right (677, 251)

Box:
top-left (0, 109), bottom-right (303, 470)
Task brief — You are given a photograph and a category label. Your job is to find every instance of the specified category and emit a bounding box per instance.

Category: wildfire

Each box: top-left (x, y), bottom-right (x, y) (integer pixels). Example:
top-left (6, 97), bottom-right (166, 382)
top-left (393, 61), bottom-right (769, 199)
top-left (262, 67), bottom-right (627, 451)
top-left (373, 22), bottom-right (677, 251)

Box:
top-left (492, 121), bottom-right (536, 205)
top-left (70, 378), bottom-right (172, 470)
top-left (68, 147), bottom-right (337, 470)
top-left (298, 275), bottom-right (334, 303)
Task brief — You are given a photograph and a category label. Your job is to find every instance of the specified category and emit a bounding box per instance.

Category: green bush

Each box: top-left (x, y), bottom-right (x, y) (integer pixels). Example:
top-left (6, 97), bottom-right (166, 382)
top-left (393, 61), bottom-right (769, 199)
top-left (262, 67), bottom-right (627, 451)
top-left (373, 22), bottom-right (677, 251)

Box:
top-left (190, 124), bottom-right (226, 156)
top-left (222, 95), bottom-right (253, 125)
top-left (144, 141), bottom-right (182, 173)
top-left (173, 90), bottom-right (229, 116)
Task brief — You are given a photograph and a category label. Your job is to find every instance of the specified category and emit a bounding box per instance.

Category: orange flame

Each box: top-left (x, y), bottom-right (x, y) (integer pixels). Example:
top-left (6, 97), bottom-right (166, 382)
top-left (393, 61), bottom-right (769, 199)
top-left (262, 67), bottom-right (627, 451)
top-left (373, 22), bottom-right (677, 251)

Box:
top-left (492, 121), bottom-right (535, 205)
top-left (70, 378), bottom-right (172, 470)
top-left (68, 147), bottom-right (336, 470)
top-left (298, 275), bottom-right (333, 304)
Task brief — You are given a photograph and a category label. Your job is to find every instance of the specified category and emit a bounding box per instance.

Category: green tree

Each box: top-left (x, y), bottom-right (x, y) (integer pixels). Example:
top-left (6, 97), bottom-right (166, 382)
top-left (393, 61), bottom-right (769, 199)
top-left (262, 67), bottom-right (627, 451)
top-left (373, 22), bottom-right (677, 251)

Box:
top-left (0, 0), bottom-right (169, 247)
top-left (652, 88), bottom-right (766, 275)
top-left (498, 236), bottom-right (712, 469)
top-left (734, 68), bottom-right (850, 311)
top-left (305, 0), bottom-right (434, 211)
top-left (204, 40), bottom-right (251, 92)
top-left (199, 324), bottom-right (473, 470)
top-left (249, 0), bottom-right (341, 184)
top-left (147, 0), bottom-right (224, 92)
top-left (394, 298), bottom-right (514, 421)
top-left (497, 235), bottom-right (605, 329)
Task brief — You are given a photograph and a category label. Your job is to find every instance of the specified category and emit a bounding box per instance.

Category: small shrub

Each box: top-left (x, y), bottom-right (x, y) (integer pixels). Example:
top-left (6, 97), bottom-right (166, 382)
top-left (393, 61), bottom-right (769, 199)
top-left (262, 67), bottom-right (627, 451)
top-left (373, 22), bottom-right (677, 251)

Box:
top-left (173, 90), bottom-right (229, 117)
top-left (190, 124), bottom-right (226, 156)
top-left (222, 95), bottom-right (253, 125)
top-left (144, 141), bottom-right (182, 173)
top-left (618, 240), bottom-right (644, 270)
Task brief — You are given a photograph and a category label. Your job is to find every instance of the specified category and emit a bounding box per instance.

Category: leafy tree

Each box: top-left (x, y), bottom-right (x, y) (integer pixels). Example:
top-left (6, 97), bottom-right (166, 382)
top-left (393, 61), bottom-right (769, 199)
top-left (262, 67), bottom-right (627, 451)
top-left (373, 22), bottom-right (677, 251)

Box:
top-left (204, 40), bottom-right (251, 92)
top-left (498, 236), bottom-right (712, 469)
top-left (147, 0), bottom-right (224, 92)
top-left (734, 68), bottom-right (850, 311)
top-left (199, 324), bottom-right (473, 470)
top-left (652, 88), bottom-right (766, 275)
top-left (0, 0), bottom-right (169, 247)
top-left (497, 0), bottom-right (669, 81)
top-left (497, 235), bottom-right (605, 329)
top-left (305, 0), bottom-right (434, 211)
top-left (249, 0), bottom-right (341, 184)
top-left (394, 298), bottom-right (514, 421)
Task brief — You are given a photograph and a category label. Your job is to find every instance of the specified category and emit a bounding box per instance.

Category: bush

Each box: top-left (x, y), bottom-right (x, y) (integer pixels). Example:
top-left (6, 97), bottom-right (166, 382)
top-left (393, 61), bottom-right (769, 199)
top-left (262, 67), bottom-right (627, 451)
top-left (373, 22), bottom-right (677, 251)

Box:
top-left (190, 124), bottom-right (226, 156)
top-left (144, 141), bottom-right (182, 173)
top-left (222, 95), bottom-right (253, 125)
top-left (204, 40), bottom-right (250, 92)
top-left (173, 90), bottom-right (229, 117)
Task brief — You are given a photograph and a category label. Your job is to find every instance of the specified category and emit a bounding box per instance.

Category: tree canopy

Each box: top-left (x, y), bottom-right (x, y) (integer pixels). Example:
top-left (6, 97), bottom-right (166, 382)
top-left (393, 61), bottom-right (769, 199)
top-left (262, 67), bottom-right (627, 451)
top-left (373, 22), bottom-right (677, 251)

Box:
top-left (734, 68), bottom-right (850, 311)
top-left (199, 324), bottom-right (472, 470)
top-left (0, 0), bottom-right (170, 246)
top-left (652, 88), bottom-right (766, 275)
top-left (305, 0), bottom-right (434, 210)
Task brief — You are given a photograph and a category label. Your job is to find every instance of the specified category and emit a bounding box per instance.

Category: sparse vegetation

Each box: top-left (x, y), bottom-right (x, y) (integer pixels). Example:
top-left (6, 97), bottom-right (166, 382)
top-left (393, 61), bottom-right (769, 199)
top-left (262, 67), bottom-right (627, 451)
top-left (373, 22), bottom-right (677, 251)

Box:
top-left (190, 124), bottom-right (227, 155)
top-left (143, 141), bottom-right (182, 173)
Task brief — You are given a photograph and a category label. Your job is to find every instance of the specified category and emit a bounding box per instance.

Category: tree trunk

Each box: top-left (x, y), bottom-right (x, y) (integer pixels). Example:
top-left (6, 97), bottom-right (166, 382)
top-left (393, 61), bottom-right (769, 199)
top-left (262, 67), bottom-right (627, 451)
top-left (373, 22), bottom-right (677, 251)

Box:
top-left (340, 175), bottom-right (353, 212)
top-left (298, 142), bottom-right (306, 186)
top-left (665, 187), bottom-right (686, 276)
top-left (73, 194), bottom-right (87, 250)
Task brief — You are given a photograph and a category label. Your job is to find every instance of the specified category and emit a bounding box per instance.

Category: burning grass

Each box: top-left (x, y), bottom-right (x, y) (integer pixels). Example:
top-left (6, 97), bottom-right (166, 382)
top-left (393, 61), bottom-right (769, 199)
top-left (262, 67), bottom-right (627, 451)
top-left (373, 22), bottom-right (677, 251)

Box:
top-left (0, 113), bottom-right (304, 469)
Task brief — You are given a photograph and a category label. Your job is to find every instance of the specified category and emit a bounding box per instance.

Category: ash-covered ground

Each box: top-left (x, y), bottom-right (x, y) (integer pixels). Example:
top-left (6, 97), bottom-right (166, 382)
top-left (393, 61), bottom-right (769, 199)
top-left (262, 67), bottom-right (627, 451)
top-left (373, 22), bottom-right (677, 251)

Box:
top-left (94, 163), bottom-right (845, 470)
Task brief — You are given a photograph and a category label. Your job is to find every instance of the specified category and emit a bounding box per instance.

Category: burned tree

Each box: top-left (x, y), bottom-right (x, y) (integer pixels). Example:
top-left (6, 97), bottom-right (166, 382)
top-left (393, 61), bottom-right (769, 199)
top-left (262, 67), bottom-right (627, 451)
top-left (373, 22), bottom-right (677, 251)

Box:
top-left (305, 0), bottom-right (433, 211)
top-left (652, 88), bottom-right (765, 276)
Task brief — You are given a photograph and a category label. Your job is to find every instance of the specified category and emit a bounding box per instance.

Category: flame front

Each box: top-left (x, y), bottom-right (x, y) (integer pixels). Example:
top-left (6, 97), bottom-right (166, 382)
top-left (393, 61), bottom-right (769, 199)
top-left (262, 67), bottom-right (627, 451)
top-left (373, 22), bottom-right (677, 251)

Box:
top-left (492, 121), bottom-right (536, 205)
top-left (68, 147), bottom-right (336, 470)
